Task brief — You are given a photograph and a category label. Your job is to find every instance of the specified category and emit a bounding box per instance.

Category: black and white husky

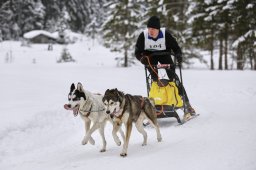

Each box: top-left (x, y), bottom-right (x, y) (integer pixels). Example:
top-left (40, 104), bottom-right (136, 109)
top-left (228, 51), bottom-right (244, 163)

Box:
top-left (64, 83), bottom-right (124, 152)
top-left (102, 88), bottom-right (162, 157)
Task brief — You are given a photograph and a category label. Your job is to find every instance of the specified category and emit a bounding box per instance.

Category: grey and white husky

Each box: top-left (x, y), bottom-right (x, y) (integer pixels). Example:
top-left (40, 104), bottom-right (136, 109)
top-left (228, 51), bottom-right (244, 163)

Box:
top-left (64, 83), bottom-right (124, 152)
top-left (102, 88), bottom-right (162, 157)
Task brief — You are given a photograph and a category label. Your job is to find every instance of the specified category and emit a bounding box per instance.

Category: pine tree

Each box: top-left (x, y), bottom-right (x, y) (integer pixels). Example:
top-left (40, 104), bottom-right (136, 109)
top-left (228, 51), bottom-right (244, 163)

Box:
top-left (85, 0), bottom-right (108, 41)
top-left (0, 0), bottom-right (46, 39)
top-left (219, 0), bottom-right (232, 70)
top-left (65, 0), bottom-right (91, 32)
top-left (189, 0), bottom-right (215, 69)
top-left (20, 0), bottom-right (45, 34)
top-left (0, 1), bottom-right (13, 39)
top-left (102, 0), bottom-right (143, 67)
top-left (161, 0), bottom-right (192, 63)
top-left (231, 0), bottom-right (256, 70)
top-left (41, 0), bottom-right (62, 32)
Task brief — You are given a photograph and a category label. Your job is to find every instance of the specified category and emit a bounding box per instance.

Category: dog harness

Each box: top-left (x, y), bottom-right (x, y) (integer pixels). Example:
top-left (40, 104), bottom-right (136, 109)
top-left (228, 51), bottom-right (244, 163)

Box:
top-left (140, 97), bottom-right (145, 109)
top-left (79, 105), bottom-right (92, 117)
top-left (113, 95), bottom-right (146, 122)
top-left (79, 97), bottom-right (105, 117)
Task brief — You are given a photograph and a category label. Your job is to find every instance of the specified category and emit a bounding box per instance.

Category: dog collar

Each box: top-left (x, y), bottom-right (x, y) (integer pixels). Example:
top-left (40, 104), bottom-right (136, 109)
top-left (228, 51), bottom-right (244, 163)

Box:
top-left (79, 104), bottom-right (92, 117)
top-left (79, 99), bottom-right (93, 117)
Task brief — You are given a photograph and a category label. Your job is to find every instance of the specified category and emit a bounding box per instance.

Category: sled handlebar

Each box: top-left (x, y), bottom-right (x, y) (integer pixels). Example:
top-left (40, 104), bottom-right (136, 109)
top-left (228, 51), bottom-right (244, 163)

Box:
top-left (145, 64), bottom-right (178, 69)
top-left (144, 52), bottom-right (180, 69)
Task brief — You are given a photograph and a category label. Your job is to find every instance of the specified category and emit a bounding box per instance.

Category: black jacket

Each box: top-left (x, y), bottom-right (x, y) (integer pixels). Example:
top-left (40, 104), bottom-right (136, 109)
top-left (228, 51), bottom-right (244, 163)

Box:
top-left (135, 29), bottom-right (182, 61)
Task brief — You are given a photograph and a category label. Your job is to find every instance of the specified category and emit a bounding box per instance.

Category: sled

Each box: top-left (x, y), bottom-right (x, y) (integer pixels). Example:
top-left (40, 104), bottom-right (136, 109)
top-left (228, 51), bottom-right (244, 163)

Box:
top-left (144, 52), bottom-right (185, 124)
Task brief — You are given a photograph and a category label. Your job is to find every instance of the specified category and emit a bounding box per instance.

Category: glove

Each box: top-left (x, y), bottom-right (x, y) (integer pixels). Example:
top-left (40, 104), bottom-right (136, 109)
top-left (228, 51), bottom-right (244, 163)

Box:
top-left (140, 55), bottom-right (149, 65)
top-left (176, 53), bottom-right (182, 64)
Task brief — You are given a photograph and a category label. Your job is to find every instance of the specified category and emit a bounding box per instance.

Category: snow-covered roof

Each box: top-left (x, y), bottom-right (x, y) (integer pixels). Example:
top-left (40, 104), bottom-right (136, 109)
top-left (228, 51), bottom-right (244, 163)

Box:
top-left (23, 30), bottom-right (58, 39)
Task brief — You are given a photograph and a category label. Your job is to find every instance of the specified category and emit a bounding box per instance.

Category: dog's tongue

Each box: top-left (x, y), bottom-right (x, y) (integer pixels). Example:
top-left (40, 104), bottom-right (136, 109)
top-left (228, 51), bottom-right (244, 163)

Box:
top-left (73, 109), bottom-right (79, 117)
top-left (64, 104), bottom-right (79, 117)
top-left (64, 104), bottom-right (72, 110)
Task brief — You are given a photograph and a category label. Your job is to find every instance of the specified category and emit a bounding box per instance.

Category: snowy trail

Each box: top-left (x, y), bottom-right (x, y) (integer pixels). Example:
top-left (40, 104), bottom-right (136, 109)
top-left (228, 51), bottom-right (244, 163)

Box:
top-left (1, 41), bottom-right (256, 170)
top-left (0, 67), bottom-right (255, 170)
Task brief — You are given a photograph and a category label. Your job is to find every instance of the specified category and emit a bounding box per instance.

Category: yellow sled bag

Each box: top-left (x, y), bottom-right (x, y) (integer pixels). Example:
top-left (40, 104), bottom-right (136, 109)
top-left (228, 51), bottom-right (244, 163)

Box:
top-left (149, 81), bottom-right (183, 107)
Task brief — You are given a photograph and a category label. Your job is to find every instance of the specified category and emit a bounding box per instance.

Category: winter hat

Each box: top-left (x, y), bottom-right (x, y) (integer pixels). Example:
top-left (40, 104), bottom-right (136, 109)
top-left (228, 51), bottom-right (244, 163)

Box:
top-left (147, 16), bottom-right (160, 29)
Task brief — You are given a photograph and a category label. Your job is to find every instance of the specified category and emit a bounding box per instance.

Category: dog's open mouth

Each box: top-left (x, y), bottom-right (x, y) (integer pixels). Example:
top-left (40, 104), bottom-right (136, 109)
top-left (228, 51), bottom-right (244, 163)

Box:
top-left (64, 104), bottom-right (79, 117)
top-left (109, 109), bottom-right (115, 118)
top-left (111, 108), bottom-right (121, 118)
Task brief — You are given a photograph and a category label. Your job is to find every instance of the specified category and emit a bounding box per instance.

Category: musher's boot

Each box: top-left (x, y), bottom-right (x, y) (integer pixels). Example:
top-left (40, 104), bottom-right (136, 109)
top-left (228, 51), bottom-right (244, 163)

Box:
top-left (183, 102), bottom-right (196, 121)
top-left (183, 112), bottom-right (192, 121)
top-left (185, 102), bottom-right (196, 116)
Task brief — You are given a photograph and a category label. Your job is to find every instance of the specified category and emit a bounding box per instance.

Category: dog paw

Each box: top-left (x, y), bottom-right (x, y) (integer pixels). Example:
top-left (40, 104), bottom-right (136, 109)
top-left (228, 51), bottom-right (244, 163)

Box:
top-left (115, 141), bottom-right (121, 146)
top-left (157, 137), bottom-right (162, 142)
top-left (142, 143), bottom-right (147, 146)
top-left (100, 149), bottom-right (106, 152)
top-left (120, 153), bottom-right (127, 157)
top-left (89, 138), bottom-right (95, 145)
top-left (81, 139), bottom-right (88, 145)
top-left (81, 141), bottom-right (87, 145)
top-left (113, 137), bottom-right (121, 146)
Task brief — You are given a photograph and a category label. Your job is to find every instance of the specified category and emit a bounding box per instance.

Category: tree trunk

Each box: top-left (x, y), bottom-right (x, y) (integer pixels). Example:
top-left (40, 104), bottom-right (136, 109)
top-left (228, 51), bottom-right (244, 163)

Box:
top-left (249, 45), bottom-right (255, 70)
top-left (124, 48), bottom-right (128, 67)
top-left (218, 38), bottom-right (223, 70)
top-left (254, 53), bottom-right (256, 70)
top-left (249, 47), bottom-right (253, 70)
top-left (210, 28), bottom-right (214, 70)
top-left (210, 48), bottom-right (214, 70)
top-left (237, 44), bottom-right (243, 70)
top-left (223, 21), bottom-right (229, 70)
top-left (224, 35), bottom-right (228, 70)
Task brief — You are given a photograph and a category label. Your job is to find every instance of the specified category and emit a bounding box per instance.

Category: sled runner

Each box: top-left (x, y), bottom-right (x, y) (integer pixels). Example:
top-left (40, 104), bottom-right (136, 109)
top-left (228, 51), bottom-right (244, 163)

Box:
top-left (144, 52), bottom-right (195, 124)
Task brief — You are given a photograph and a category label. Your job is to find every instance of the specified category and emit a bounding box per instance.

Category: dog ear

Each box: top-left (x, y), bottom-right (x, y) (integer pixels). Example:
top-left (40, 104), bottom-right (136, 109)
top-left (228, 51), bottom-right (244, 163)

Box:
top-left (113, 88), bottom-right (118, 95)
top-left (118, 91), bottom-right (124, 103)
top-left (77, 82), bottom-right (84, 92)
top-left (70, 83), bottom-right (75, 92)
top-left (114, 88), bottom-right (122, 100)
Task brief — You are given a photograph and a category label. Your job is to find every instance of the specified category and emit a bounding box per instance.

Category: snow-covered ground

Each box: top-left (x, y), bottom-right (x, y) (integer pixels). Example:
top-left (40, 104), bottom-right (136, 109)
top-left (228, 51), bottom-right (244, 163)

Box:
top-left (0, 40), bottom-right (256, 170)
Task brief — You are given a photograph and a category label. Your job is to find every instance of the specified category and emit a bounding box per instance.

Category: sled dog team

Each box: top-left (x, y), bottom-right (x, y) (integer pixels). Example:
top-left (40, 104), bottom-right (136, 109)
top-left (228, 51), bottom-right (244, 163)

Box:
top-left (64, 82), bottom-right (162, 157)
